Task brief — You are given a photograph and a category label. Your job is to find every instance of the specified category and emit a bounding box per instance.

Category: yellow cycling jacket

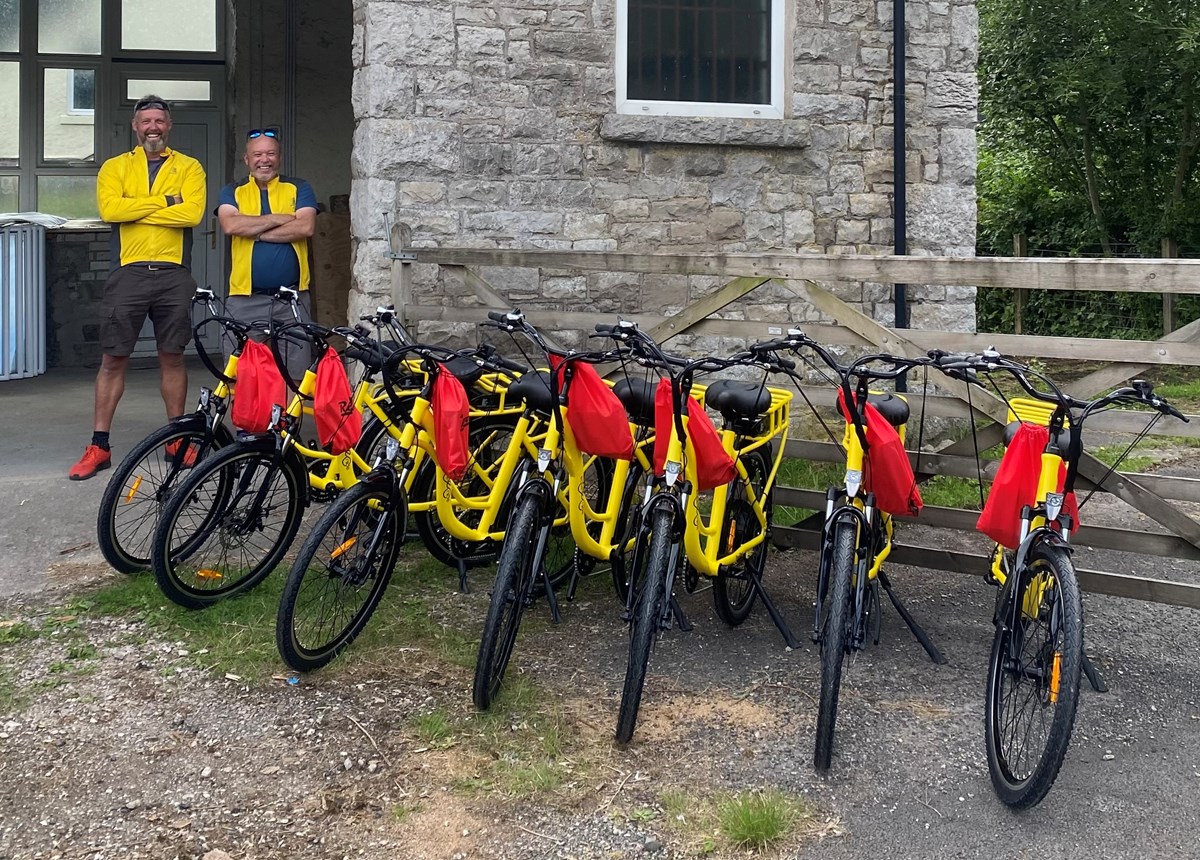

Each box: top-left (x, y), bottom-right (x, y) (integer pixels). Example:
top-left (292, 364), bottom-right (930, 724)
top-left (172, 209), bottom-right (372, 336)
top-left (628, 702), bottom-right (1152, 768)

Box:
top-left (97, 147), bottom-right (206, 268)
top-left (226, 176), bottom-right (312, 296)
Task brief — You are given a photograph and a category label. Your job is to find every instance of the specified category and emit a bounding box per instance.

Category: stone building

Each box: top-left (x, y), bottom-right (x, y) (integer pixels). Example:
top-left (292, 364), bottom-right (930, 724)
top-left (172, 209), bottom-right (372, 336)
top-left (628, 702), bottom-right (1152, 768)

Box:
top-left (348, 0), bottom-right (979, 335)
top-left (2, 0), bottom-right (977, 373)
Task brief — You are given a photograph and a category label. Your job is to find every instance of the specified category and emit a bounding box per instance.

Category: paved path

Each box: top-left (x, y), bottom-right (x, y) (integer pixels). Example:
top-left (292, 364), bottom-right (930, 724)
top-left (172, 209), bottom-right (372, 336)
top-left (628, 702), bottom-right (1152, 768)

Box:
top-left (0, 365), bottom-right (191, 597)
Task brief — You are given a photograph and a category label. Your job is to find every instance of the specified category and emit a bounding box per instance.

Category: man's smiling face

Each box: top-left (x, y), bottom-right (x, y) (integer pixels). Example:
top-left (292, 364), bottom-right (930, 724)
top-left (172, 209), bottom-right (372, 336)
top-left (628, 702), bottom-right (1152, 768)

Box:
top-left (132, 108), bottom-right (172, 155)
top-left (244, 137), bottom-right (282, 186)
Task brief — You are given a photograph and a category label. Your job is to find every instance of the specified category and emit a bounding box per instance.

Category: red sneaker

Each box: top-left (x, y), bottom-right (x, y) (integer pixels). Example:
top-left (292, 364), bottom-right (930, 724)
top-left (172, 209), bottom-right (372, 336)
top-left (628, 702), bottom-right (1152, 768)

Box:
top-left (69, 445), bottom-right (112, 481)
top-left (164, 438), bottom-right (199, 467)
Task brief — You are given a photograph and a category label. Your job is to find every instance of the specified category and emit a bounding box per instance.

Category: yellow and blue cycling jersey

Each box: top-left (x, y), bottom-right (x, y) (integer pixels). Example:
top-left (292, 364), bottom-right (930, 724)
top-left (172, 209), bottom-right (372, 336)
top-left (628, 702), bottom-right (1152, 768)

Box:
top-left (218, 175), bottom-right (317, 296)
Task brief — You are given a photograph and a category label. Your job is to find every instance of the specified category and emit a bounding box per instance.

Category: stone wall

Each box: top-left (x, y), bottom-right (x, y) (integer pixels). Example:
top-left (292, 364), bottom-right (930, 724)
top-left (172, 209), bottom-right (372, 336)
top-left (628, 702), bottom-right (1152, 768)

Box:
top-left (348, 0), bottom-right (978, 335)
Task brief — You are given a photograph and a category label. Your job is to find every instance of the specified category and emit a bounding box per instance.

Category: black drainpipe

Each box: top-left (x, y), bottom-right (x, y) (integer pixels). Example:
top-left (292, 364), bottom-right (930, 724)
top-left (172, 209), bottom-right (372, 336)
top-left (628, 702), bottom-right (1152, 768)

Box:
top-left (893, 0), bottom-right (909, 391)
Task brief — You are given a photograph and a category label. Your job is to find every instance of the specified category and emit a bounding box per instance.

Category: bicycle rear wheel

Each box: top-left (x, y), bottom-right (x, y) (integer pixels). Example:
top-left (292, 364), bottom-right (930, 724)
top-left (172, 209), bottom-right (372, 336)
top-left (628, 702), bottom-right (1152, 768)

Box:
top-left (814, 517), bottom-right (856, 771)
top-left (97, 422), bottom-right (225, 574)
top-left (413, 414), bottom-right (519, 571)
top-left (276, 480), bottom-right (405, 671)
top-left (472, 490), bottom-right (543, 710)
top-left (713, 445), bottom-right (771, 626)
top-left (615, 505), bottom-right (673, 745)
top-left (152, 443), bottom-right (305, 609)
top-left (985, 543), bottom-right (1083, 808)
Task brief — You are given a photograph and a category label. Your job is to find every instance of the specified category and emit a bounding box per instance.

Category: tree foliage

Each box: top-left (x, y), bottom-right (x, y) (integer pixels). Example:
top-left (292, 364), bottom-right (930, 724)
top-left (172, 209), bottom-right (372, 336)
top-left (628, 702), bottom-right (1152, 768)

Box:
top-left (979, 0), bottom-right (1200, 257)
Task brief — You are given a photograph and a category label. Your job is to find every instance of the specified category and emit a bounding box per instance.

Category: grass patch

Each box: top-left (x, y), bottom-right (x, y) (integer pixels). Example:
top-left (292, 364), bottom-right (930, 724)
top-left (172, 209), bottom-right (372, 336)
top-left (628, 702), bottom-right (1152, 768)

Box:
top-left (650, 788), bottom-right (814, 853)
top-left (0, 620), bottom-right (39, 646)
top-left (717, 790), bottom-right (806, 850)
top-left (412, 709), bottom-right (456, 747)
top-left (67, 572), bottom-right (284, 682)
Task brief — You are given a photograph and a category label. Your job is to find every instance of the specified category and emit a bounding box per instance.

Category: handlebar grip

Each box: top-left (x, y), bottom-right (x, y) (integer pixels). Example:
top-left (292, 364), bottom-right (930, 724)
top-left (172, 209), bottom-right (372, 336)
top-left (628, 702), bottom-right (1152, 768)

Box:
top-left (487, 311), bottom-right (508, 323)
top-left (492, 354), bottom-right (528, 374)
top-left (594, 323), bottom-right (617, 334)
top-left (776, 356), bottom-right (797, 371)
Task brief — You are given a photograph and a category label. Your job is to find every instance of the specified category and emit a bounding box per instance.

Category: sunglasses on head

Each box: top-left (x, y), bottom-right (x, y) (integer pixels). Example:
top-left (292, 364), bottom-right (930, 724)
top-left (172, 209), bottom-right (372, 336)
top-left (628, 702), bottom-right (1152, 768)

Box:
top-left (247, 128), bottom-right (280, 140)
top-left (133, 98), bottom-right (170, 113)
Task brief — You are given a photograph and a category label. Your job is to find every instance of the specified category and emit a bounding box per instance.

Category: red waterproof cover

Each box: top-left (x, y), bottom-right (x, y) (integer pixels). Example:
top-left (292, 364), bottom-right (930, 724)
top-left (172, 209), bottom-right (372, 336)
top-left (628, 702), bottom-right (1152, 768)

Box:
top-left (313, 347), bottom-right (362, 455)
top-left (552, 357), bottom-right (635, 461)
top-left (230, 339), bottom-right (287, 434)
top-left (432, 364), bottom-right (471, 482)
top-left (977, 422), bottom-right (1080, 548)
top-left (837, 391), bottom-right (923, 517)
top-left (652, 378), bottom-right (737, 492)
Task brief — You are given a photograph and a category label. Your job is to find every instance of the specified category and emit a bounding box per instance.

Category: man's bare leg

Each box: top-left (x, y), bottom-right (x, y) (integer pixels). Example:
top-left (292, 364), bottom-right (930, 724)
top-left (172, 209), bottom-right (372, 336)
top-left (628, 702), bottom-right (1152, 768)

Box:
top-left (158, 350), bottom-right (188, 419)
top-left (94, 354), bottom-right (130, 432)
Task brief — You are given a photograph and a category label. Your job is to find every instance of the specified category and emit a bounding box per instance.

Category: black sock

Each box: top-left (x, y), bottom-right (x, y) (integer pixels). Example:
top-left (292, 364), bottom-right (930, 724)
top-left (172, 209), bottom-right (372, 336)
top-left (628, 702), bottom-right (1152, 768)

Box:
top-left (91, 431), bottom-right (110, 451)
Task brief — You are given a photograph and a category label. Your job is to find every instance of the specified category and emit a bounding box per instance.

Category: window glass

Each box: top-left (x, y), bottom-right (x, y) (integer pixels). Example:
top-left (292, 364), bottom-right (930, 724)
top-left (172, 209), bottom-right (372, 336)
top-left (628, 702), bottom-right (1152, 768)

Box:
top-left (0, 0), bottom-right (18, 53)
top-left (125, 79), bottom-right (211, 102)
top-left (38, 0), bottom-right (102, 55)
top-left (0, 176), bottom-right (17, 211)
top-left (122, 0), bottom-right (216, 52)
top-left (43, 69), bottom-right (95, 162)
top-left (0, 61), bottom-right (17, 164)
top-left (627, 0), bottom-right (771, 105)
top-left (37, 175), bottom-right (98, 218)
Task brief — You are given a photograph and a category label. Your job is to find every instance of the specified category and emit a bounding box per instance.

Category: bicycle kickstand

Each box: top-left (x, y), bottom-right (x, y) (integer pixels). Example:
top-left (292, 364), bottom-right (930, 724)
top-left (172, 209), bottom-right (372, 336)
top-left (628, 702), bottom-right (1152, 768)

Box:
top-left (878, 569), bottom-right (947, 665)
top-left (669, 595), bottom-right (693, 632)
top-left (1081, 650), bottom-right (1108, 693)
top-left (456, 558), bottom-right (470, 594)
top-left (541, 573), bottom-right (563, 624)
top-left (747, 567), bottom-right (801, 650)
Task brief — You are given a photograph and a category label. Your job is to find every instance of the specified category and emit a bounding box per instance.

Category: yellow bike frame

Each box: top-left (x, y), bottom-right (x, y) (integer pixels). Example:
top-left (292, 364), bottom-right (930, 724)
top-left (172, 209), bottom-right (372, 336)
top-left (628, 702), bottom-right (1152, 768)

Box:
top-left (659, 385), bottom-right (793, 578)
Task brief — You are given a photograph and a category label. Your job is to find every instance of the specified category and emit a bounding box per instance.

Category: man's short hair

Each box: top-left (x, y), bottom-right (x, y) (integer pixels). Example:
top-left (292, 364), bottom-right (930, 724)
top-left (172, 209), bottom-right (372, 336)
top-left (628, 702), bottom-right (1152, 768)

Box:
top-left (133, 95), bottom-right (171, 116)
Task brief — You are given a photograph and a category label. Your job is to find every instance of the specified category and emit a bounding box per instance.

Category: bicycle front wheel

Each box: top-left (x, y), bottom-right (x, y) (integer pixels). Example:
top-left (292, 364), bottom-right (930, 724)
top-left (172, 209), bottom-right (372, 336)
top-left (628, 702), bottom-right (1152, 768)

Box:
top-left (151, 443), bottom-right (305, 609)
top-left (97, 422), bottom-right (223, 574)
top-left (815, 517), bottom-right (856, 771)
top-left (616, 505), bottom-right (673, 745)
top-left (472, 490), bottom-right (542, 710)
top-left (985, 542), bottom-right (1083, 808)
top-left (276, 480), bottom-right (405, 671)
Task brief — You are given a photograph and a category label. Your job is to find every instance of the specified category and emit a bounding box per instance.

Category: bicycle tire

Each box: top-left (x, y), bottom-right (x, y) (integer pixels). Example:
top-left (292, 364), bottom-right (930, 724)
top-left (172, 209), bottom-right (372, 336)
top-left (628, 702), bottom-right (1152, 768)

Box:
top-left (713, 445), bottom-right (771, 626)
top-left (97, 422), bottom-right (226, 574)
top-left (412, 414), bottom-right (520, 570)
top-left (151, 443), bottom-right (306, 609)
top-left (815, 518), bottom-right (856, 771)
top-left (472, 490), bottom-right (542, 710)
top-left (276, 480), bottom-right (406, 671)
top-left (615, 505), bottom-right (673, 745)
top-left (984, 542), bottom-right (1083, 808)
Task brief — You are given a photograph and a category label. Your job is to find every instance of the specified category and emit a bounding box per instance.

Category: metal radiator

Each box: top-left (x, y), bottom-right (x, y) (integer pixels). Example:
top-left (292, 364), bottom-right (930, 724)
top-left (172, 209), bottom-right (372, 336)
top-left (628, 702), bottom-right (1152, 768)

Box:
top-left (0, 224), bottom-right (47, 381)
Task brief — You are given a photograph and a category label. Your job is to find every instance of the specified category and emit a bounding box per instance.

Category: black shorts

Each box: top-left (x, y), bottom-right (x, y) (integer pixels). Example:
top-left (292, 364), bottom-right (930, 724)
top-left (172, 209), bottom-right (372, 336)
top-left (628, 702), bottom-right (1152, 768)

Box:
top-left (100, 264), bottom-right (196, 357)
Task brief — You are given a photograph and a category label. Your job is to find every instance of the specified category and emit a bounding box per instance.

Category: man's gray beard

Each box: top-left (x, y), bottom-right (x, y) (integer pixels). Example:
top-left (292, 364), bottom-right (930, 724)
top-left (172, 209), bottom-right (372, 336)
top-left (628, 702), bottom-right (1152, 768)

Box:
top-left (142, 137), bottom-right (167, 154)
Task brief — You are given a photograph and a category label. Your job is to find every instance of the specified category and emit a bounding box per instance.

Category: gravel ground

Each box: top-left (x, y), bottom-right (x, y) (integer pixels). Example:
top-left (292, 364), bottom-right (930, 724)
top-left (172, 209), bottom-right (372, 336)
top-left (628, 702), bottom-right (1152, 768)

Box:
top-left (2, 498), bottom-right (1200, 858)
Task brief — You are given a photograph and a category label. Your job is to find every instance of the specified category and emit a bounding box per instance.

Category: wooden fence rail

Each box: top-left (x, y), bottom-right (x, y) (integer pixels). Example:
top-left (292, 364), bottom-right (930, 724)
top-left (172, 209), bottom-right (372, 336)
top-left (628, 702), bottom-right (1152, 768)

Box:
top-left (390, 239), bottom-right (1200, 610)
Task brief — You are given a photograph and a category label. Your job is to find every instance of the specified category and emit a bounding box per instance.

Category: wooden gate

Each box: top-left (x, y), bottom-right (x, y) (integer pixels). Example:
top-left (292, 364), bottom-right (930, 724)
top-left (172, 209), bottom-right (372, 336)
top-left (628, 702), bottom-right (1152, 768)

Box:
top-left (388, 231), bottom-right (1200, 609)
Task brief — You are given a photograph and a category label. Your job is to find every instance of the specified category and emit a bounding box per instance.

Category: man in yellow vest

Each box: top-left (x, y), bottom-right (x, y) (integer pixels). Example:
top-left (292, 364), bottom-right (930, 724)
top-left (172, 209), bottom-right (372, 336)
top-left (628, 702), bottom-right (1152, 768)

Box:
top-left (70, 95), bottom-right (206, 480)
top-left (215, 128), bottom-right (317, 379)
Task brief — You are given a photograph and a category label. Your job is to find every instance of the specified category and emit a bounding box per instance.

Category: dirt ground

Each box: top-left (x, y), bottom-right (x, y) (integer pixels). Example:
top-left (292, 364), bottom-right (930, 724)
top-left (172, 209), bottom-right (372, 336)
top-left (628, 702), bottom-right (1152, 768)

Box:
top-left (3, 489), bottom-right (1200, 860)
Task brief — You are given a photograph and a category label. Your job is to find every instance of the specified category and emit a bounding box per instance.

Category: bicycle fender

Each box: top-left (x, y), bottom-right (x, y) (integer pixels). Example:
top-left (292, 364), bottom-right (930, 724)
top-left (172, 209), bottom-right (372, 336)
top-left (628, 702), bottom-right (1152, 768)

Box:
top-left (357, 463), bottom-right (400, 492)
top-left (1013, 526), bottom-right (1073, 575)
top-left (168, 412), bottom-right (208, 432)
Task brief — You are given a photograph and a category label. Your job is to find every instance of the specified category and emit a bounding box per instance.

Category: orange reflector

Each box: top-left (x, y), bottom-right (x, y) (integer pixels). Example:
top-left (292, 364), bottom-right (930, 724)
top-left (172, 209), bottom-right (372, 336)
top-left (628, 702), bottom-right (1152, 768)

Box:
top-left (124, 476), bottom-right (143, 503)
top-left (196, 569), bottom-right (224, 581)
top-left (330, 537), bottom-right (358, 560)
top-left (1050, 652), bottom-right (1062, 702)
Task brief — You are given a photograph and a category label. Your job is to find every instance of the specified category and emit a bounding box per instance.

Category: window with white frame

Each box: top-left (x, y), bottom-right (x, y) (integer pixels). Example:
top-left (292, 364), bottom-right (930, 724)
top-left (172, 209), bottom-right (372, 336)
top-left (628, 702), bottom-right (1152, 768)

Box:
top-left (616, 0), bottom-right (785, 120)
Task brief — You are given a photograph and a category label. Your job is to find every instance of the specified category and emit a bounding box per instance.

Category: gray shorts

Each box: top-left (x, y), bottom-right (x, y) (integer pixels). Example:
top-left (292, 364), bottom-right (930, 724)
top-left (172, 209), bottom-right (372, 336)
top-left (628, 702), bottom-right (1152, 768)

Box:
top-left (225, 291), bottom-right (314, 382)
top-left (100, 264), bottom-right (197, 356)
